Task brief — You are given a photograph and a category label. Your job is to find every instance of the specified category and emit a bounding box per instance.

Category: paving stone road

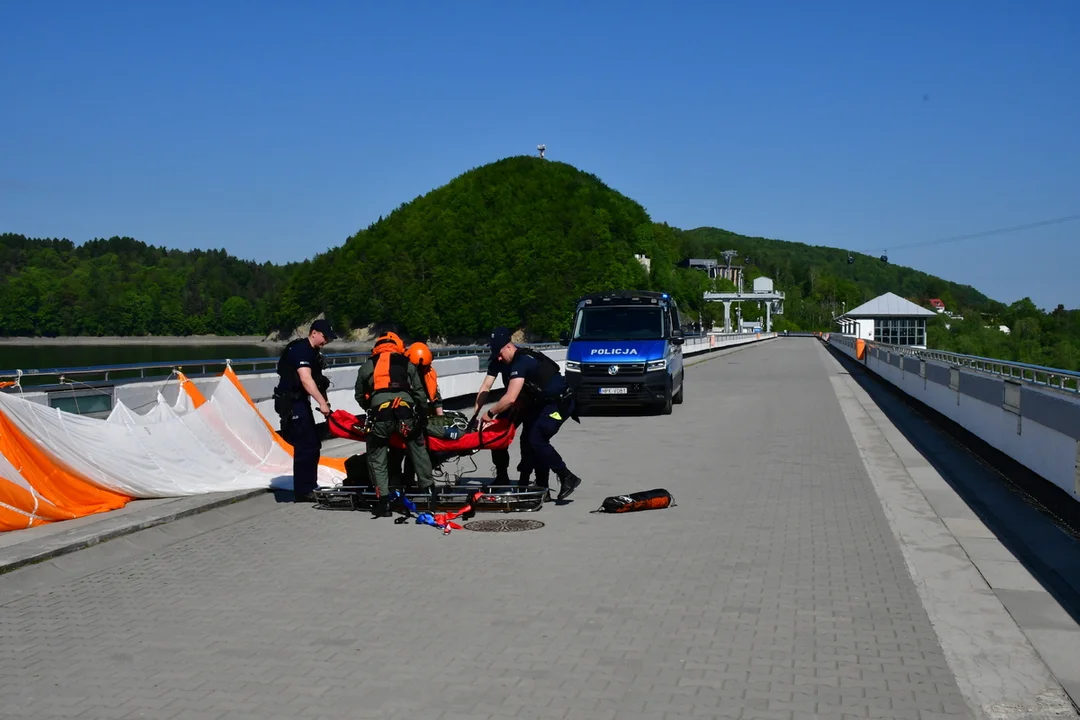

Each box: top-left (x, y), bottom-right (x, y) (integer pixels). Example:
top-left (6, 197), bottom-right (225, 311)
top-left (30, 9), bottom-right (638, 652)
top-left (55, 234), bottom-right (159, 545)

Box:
top-left (0, 340), bottom-right (979, 719)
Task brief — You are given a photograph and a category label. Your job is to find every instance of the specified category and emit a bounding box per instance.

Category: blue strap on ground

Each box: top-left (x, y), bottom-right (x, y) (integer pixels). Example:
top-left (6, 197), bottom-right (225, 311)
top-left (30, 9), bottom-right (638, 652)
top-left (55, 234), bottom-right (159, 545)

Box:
top-left (415, 512), bottom-right (440, 528)
top-left (397, 492), bottom-right (419, 516)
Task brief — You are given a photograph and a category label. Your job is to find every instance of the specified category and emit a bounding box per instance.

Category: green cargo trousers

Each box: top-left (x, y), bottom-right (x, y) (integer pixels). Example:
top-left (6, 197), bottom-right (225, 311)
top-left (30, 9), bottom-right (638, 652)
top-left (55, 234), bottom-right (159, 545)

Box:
top-left (365, 391), bottom-right (434, 496)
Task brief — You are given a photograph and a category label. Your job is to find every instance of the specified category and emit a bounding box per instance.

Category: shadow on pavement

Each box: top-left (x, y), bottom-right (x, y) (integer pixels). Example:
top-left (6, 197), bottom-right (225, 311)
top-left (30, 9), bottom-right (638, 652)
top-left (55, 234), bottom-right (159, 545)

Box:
top-left (827, 346), bottom-right (1080, 626)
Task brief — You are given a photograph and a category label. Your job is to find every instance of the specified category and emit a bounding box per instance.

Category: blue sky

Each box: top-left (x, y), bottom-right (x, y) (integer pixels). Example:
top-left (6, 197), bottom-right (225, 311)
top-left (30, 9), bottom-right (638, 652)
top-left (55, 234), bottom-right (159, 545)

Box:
top-left (2, 1), bottom-right (1078, 310)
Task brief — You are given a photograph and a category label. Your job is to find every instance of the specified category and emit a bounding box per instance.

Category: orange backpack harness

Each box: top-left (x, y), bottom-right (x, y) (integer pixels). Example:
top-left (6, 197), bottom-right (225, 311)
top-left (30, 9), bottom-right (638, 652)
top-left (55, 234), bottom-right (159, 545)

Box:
top-left (364, 338), bottom-right (411, 405)
top-left (421, 366), bottom-right (439, 405)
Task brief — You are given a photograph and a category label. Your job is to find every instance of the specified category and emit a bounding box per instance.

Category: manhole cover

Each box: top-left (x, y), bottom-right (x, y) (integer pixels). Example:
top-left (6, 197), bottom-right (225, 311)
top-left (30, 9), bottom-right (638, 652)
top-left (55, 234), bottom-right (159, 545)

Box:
top-left (464, 518), bottom-right (545, 532)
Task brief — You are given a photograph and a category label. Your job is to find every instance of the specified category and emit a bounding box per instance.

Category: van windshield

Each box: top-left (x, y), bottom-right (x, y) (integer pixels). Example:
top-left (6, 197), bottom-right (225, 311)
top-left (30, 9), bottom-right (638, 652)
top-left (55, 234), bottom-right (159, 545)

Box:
top-left (573, 306), bottom-right (666, 341)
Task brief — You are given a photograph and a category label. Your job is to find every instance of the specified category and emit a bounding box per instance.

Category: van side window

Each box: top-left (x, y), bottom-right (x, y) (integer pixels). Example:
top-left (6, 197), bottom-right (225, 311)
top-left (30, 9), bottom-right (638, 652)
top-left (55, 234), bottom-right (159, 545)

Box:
top-left (668, 305), bottom-right (680, 334)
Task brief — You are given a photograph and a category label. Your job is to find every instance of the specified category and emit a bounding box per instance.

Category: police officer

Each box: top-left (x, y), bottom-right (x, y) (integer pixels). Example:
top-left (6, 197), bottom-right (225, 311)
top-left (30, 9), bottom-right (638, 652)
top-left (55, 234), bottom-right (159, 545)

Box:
top-left (273, 318), bottom-right (337, 502)
top-left (354, 332), bottom-right (436, 517)
top-left (473, 343), bottom-right (529, 487)
top-left (478, 327), bottom-right (582, 500)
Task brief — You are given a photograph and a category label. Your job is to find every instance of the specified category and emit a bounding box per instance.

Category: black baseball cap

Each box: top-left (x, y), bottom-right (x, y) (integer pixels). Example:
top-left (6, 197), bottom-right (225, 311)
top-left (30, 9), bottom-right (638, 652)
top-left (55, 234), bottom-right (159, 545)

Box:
top-left (310, 318), bottom-right (338, 341)
top-left (488, 326), bottom-right (512, 361)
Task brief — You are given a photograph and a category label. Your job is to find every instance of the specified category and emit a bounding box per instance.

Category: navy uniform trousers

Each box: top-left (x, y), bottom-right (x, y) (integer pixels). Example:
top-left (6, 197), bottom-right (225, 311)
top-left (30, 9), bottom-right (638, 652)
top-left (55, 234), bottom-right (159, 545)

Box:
top-left (282, 400), bottom-right (320, 497)
top-left (516, 397), bottom-right (575, 488)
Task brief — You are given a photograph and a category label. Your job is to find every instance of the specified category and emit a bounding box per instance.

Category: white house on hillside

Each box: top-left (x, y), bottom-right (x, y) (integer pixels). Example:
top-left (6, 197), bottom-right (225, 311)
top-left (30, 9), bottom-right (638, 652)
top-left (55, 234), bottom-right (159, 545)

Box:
top-left (837, 292), bottom-right (937, 349)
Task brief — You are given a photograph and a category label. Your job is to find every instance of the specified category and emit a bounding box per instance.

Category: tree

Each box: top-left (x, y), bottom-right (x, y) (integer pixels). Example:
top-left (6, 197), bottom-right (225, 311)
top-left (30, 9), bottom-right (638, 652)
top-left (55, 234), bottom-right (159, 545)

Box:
top-left (221, 296), bottom-right (256, 335)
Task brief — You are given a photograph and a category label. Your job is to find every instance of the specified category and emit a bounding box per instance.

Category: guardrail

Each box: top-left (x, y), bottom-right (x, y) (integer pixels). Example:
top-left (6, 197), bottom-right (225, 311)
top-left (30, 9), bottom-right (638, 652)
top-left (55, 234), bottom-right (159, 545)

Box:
top-left (0, 343), bottom-right (564, 391)
top-left (830, 336), bottom-right (1080, 395)
top-left (826, 333), bottom-right (1080, 503)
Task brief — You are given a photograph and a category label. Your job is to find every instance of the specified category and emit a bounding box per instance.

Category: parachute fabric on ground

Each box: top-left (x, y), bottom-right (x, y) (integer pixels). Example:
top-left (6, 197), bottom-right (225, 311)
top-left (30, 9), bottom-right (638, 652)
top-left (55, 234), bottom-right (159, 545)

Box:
top-left (0, 404), bottom-right (130, 531)
top-left (216, 366), bottom-right (347, 476)
top-left (0, 448), bottom-right (54, 530)
top-left (0, 371), bottom-right (346, 520)
top-left (106, 393), bottom-right (176, 426)
top-left (0, 451), bottom-right (38, 529)
top-left (1, 377), bottom-right (276, 497)
top-left (173, 371), bottom-right (205, 414)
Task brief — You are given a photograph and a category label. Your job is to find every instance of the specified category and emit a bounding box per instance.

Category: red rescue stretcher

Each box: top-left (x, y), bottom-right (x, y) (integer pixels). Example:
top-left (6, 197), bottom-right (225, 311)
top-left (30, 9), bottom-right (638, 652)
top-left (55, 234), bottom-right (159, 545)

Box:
top-left (314, 409), bottom-right (548, 513)
top-left (325, 409), bottom-right (517, 453)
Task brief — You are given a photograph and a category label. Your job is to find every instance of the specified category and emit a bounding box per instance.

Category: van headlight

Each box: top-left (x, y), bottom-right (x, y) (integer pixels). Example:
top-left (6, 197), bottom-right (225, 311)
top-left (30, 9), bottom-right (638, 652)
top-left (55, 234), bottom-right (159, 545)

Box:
top-left (565, 360), bottom-right (580, 372)
top-left (647, 359), bottom-right (667, 372)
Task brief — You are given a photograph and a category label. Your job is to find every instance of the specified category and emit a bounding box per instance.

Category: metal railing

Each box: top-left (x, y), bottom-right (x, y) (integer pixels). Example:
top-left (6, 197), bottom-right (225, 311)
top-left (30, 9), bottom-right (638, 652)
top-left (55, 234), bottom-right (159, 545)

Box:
top-left (0, 330), bottom-right (772, 394)
top-left (831, 335), bottom-right (1080, 394)
top-left (0, 342), bottom-right (563, 392)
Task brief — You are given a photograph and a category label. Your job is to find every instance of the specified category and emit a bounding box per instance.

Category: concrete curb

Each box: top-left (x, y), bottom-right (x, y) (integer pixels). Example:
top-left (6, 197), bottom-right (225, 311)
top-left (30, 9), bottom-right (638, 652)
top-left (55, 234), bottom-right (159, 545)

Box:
top-left (0, 488), bottom-right (269, 575)
top-left (825, 344), bottom-right (1080, 719)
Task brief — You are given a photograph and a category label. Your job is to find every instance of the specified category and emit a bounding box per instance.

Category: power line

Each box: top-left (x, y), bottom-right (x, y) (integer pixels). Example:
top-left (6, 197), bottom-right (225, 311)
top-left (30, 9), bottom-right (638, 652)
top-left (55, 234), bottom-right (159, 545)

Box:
top-left (861, 213), bottom-right (1080, 255)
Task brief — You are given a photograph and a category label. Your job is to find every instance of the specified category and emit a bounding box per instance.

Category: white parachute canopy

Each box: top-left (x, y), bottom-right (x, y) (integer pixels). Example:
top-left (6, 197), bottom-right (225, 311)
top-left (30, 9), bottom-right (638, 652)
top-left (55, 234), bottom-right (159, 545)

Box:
top-left (105, 392), bottom-right (177, 426)
top-left (0, 371), bottom-right (345, 498)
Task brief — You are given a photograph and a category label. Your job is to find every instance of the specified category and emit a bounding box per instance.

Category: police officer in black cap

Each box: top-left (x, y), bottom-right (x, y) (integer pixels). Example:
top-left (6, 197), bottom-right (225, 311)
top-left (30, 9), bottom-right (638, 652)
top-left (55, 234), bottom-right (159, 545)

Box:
top-left (473, 338), bottom-right (527, 487)
top-left (477, 327), bottom-right (582, 500)
top-left (273, 318), bottom-right (337, 502)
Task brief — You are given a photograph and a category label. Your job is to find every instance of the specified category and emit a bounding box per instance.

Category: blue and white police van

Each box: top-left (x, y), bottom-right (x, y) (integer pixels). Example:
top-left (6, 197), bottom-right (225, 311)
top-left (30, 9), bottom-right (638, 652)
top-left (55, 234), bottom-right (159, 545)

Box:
top-left (559, 290), bottom-right (685, 415)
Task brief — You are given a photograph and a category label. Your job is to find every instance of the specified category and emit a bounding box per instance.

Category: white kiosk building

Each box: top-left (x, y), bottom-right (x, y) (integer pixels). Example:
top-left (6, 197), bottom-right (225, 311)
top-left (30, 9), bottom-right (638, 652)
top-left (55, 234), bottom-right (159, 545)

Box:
top-left (837, 292), bottom-right (936, 349)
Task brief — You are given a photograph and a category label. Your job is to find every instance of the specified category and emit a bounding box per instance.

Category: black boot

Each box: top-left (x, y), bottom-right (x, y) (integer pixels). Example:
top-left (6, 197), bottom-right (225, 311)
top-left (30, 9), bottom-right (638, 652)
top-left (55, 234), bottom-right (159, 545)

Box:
top-left (372, 493), bottom-right (393, 518)
top-left (532, 472), bottom-right (550, 500)
top-left (495, 468), bottom-right (511, 486)
top-left (426, 484), bottom-right (440, 511)
top-left (555, 469), bottom-right (581, 501)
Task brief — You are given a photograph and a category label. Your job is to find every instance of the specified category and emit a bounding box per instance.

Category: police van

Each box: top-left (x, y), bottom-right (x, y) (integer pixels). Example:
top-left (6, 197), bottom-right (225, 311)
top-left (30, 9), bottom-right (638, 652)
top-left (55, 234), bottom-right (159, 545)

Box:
top-left (559, 290), bottom-right (685, 415)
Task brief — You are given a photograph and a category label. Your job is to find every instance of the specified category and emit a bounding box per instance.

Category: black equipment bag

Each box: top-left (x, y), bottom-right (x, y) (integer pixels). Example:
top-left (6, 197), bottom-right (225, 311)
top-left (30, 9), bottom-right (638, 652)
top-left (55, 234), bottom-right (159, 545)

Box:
top-left (343, 454), bottom-right (372, 488)
top-left (593, 488), bottom-right (675, 513)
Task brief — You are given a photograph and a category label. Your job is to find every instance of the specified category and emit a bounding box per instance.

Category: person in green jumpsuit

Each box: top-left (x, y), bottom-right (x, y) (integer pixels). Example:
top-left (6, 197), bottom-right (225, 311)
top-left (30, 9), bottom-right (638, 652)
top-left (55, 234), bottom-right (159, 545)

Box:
top-left (354, 332), bottom-right (436, 517)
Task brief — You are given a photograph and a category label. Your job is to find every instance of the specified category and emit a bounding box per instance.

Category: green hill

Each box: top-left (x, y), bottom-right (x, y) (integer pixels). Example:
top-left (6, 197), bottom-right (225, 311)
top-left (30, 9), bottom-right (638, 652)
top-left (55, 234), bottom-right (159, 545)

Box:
top-left (277, 156), bottom-right (661, 342)
top-left (2, 156), bottom-right (1078, 370)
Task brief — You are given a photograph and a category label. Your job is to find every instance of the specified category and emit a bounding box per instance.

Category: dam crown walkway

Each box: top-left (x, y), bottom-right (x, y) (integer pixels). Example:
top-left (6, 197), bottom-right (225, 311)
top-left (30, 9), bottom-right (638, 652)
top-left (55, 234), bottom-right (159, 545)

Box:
top-left (1, 338), bottom-right (1078, 720)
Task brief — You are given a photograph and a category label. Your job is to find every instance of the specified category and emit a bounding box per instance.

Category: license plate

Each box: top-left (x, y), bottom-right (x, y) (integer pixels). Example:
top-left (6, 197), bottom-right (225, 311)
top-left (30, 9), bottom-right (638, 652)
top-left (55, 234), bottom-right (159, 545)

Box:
top-left (598, 387), bottom-right (627, 395)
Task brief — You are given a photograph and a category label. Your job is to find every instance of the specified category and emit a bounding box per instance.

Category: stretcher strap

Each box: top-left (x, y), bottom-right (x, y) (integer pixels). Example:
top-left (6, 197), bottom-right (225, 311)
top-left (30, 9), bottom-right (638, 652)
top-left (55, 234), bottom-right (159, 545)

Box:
top-left (390, 489), bottom-right (482, 534)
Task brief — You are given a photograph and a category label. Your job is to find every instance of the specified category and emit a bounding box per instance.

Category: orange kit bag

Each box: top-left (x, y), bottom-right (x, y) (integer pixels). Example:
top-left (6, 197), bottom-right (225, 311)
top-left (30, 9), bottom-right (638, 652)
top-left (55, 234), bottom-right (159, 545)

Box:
top-left (593, 488), bottom-right (675, 513)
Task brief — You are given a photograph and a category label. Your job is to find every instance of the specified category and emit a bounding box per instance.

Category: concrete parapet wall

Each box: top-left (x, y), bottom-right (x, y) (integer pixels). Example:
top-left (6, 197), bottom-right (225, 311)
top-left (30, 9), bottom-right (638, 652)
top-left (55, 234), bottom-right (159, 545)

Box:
top-left (828, 334), bottom-right (1080, 502)
top-left (12, 333), bottom-right (776, 426)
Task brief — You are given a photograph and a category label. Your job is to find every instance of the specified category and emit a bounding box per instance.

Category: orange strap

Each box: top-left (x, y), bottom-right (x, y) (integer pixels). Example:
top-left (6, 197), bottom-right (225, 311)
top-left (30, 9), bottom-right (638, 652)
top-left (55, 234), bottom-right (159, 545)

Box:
top-left (423, 368), bottom-right (438, 404)
top-left (374, 353), bottom-right (391, 392)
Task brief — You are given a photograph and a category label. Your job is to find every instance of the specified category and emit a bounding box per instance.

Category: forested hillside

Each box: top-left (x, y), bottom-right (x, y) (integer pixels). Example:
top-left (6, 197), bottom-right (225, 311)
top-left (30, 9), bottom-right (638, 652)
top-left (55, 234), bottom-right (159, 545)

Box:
top-left (678, 227), bottom-right (998, 328)
top-left (275, 157), bottom-right (702, 341)
top-left (676, 227), bottom-right (1080, 371)
top-left (0, 234), bottom-right (294, 337)
top-left (1, 156), bottom-right (1077, 370)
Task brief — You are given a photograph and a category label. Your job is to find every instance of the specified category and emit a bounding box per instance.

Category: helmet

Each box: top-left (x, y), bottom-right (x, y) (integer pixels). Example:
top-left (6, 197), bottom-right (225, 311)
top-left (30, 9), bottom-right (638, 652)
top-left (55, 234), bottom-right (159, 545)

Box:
top-left (406, 342), bottom-right (433, 367)
top-left (373, 331), bottom-right (404, 353)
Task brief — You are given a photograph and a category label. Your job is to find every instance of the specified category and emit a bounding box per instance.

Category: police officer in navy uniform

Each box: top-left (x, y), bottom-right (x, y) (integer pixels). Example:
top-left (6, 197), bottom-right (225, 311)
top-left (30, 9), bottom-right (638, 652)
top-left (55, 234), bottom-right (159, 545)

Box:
top-left (473, 349), bottom-right (529, 487)
top-left (478, 327), bottom-right (582, 500)
top-left (273, 318), bottom-right (337, 502)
